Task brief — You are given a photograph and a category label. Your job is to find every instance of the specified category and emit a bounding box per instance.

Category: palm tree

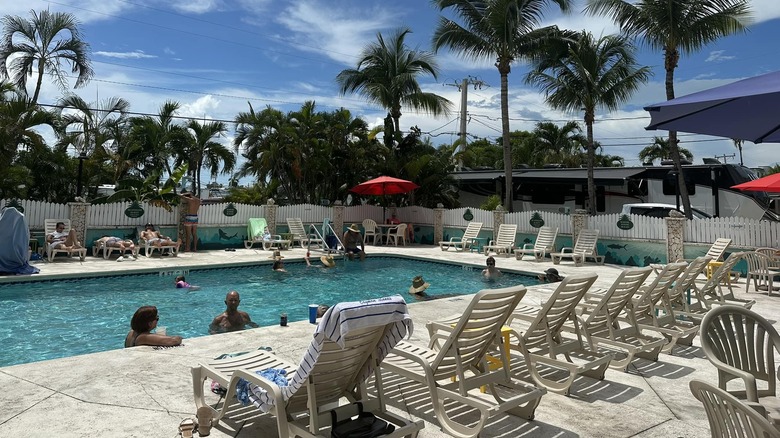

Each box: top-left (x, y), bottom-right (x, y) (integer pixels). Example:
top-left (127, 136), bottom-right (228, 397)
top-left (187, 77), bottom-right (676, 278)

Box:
top-left (639, 136), bottom-right (693, 165)
top-left (0, 9), bottom-right (94, 104)
top-left (431, 0), bottom-right (572, 211)
top-left (530, 121), bottom-right (587, 167)
top-left (126, 101), bottom-right (184, 183)
top-left (336, 27), bottom-right (451, 140)
top-left (732, 138), bottom-right (744, 165)
top-left (585, 0), bottom-right (751, 218)
top-left (526, 31), bottom-right (651, 214)
top-left (178, 120), bottom-right (235, 196)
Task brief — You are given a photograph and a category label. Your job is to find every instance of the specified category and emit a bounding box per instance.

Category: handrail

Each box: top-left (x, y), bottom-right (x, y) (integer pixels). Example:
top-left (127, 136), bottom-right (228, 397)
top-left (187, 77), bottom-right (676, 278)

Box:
top-left (308, 223), bottom-right (345, 257)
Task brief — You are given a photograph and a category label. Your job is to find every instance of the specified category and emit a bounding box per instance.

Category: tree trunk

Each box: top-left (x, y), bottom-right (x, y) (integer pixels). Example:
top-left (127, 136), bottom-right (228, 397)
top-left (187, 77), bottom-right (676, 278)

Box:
top-left (665, 50), bottom-right (692, 219)
top-left (500, 70), bottom-right (513, 212)
top-left (586, 118), bottom-right (596, 215)
top-left (31, 58), bottom-right (46, 105)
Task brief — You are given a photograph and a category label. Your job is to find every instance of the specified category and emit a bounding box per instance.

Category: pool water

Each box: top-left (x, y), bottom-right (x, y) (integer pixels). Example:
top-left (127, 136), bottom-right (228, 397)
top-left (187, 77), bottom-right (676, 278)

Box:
top-left (0, 256), bottom-right (540, 367)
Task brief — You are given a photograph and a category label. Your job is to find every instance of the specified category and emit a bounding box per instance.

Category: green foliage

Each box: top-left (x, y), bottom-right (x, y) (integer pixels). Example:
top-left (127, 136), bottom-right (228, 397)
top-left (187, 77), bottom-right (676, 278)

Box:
top-left (93, 164), bottom-right (187, 211)
top-left (480, 195), bottom-right (503, 211)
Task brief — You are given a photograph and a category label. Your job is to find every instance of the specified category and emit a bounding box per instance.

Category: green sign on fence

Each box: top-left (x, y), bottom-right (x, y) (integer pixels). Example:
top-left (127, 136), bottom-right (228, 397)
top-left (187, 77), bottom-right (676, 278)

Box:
top-left (617, 214), bottom-right (634, 230)
top-left (223, 203), bottom-right (238, 217)
top-left (124, 201), bottom-right (145, 218)
top-left (529, 212), bottom-right (545, 228)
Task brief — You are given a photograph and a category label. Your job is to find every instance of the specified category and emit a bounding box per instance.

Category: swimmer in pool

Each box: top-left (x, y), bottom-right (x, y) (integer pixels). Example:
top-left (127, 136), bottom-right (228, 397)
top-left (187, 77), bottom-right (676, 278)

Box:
top-left (174, 275), bottom-right (200, 291)
top-left (209, 291), bottom-right (258, 334)
top-left (482, 256), bottom-right (502, 280)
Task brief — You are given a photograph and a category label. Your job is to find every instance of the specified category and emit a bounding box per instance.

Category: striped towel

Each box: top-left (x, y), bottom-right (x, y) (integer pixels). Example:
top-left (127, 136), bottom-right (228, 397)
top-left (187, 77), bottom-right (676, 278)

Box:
top-left (244, 295), bottom-right (413, 412)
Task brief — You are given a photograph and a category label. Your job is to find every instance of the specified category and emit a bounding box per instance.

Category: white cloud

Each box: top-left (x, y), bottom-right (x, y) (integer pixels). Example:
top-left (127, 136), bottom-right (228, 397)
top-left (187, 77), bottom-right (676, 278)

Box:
top-left (705, 50), bottom-right (736, 63)
top-left (94, 50), bottom-right (157, 59)
top-left (179, 95), bottom-right (222, 119)
top-left (163, 47), bottom-right (176, 55)
top-left (169, 0), bottom-right (222, 14)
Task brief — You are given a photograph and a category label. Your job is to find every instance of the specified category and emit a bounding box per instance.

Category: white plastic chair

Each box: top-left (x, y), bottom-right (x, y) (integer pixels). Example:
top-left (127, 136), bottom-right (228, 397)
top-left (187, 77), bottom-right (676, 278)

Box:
top-left (361, 219), bottom-right (379, 245)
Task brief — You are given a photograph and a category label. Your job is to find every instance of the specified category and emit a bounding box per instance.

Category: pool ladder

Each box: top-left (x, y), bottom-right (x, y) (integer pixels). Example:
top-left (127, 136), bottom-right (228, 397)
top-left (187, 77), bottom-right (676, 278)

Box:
top-left (307, 223), bottom-right (346, 260)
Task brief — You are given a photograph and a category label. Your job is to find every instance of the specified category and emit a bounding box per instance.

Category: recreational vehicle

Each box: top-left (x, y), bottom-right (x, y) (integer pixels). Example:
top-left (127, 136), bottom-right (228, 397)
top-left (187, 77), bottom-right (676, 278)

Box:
top-left (452, 163), bottom-right (776, 220)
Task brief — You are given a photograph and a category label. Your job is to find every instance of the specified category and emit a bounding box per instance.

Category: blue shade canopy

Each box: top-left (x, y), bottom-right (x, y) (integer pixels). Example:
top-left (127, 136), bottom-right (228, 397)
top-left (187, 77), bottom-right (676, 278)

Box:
top-left (644, 70), bottom-right (780, 144)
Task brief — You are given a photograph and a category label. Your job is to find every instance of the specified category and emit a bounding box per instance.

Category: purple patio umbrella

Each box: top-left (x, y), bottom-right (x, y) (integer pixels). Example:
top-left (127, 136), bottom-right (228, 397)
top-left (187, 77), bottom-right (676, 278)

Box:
top-left (644, 70), bottom-right (780, 144)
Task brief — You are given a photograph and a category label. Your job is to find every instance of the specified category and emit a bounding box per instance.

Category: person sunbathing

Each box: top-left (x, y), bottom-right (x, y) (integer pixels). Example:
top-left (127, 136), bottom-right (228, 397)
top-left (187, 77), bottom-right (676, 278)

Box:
top-left (141, 223), bottom-right (178, 248)
top-left (124, 306), bottom-right (182, 347)
top-left (96, 235), bottom-right (136, 258)
top-left (46, 221), bottom-right (82, 252)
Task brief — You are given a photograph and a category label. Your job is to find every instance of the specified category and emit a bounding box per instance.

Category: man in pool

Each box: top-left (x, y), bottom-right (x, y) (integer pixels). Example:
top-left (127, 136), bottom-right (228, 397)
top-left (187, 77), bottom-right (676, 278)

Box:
top-left (209, 290), bottom-right (259, 334)
top-left (342, 224), bottom-right (366, 261)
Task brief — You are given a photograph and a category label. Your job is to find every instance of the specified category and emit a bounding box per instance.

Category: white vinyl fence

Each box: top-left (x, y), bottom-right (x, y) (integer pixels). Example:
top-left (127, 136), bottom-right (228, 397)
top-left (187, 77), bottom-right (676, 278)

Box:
top-left (5, 197), bottom-right (780, 249)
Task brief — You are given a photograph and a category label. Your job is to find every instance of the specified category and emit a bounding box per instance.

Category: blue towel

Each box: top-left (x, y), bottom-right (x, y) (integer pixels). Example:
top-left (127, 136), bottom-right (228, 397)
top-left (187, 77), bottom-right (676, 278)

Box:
top-left (0, 208), bottom-right (39, 275)
top-left (236, 368), bottom-right (288, 406)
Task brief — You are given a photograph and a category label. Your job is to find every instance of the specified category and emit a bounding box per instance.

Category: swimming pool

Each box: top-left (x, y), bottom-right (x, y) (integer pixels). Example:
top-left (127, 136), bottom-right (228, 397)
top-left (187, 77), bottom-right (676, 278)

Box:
top-left (0, 256), bottom-right (540, 367)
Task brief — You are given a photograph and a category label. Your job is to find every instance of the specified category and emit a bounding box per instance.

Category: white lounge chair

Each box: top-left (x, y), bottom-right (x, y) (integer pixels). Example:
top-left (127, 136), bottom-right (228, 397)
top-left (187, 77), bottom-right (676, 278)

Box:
top-left (508, 273), bottom-right (614, 395)
top-left (138, 226), bottom-right (179, 257)
top-left (92, 236), bottom-right (138, 259)
top-left (514, 226), bottom-right (558, 261)
top-left (380, 286), bottom-right (545, 438)
top-left (44, 219), bottom-right (86, 262)
top-left (192, 295), bottom-right (423, 438)
top-left (663, 256), bottom-right (713, 322)
top-left (692, 252), bottom-right (756, 310)
top-left (704, 237), bottom-right (732, 262)
top-left (690, 380), bottom-right (780, 438)
top-left (439, 221), bottom-right (483, 252)
top-left (700, 305), bottom-right (780, 427)
top-left (577, 267), bottom-right (665, 371)
top-left (551, 229), bottom-right (604, 266)
top-left (243, 218), bottom-right (267, 249)
top-left (286, 218), bottom-right (323, 249)
top-left (626, 262), bottom-right (693, 354)
top-left (483, 223), bottom-right (517, 257)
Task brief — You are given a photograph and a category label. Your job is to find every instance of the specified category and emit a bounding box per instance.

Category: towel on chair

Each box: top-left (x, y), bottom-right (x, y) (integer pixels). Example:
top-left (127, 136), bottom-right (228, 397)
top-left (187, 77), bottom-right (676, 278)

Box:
top-left (244, 295), bottom-right (413, 412)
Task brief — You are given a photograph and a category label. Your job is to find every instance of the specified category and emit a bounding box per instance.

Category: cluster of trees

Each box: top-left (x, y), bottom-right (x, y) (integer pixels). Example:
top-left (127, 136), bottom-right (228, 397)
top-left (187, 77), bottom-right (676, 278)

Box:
top-left (1, 1), bottom-right (752, 216)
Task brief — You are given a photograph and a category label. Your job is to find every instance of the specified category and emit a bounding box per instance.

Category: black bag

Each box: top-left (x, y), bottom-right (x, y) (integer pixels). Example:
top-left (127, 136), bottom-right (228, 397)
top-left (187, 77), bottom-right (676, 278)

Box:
top-left (330, 403), bottom-right (395, 438)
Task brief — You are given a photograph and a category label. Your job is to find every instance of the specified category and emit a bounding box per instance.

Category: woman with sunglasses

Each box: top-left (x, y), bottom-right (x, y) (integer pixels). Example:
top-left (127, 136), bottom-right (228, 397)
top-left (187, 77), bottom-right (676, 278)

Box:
top-left (124, 305), bottom-right (182, 347)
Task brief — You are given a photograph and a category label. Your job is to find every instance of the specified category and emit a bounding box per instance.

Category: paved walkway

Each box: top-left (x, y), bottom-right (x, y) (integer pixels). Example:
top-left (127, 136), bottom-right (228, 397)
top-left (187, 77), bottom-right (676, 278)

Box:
top-left (1, 245), bottom-right (776, 437)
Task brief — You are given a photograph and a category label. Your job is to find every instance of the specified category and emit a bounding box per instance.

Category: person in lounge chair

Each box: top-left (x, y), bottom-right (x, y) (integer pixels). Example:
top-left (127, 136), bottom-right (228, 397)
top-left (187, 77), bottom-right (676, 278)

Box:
top-left (141, 223), bottom-right (178, 248)
top-left (124, 305), bottom-right (182, 347)
top-left (482, 256), bottom-right (502, 280)
top-left (209, 291), bottom-right (258, 334)
top-left (343, 224), bottom-right (366, 261)
top-left (46, 221), bottom-right (82, 253)
top-left (96, 235), bottom-right (136, 258)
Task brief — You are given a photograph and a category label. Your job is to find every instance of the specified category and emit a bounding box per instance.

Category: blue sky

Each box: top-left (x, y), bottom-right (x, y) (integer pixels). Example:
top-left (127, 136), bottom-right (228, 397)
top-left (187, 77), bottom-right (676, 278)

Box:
top-left (7, 0), bottom-right (780, 184)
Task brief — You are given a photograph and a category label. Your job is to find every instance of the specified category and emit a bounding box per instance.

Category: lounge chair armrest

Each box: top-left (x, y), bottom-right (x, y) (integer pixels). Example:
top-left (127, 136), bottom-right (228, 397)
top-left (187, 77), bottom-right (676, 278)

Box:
top-left (229, 368), bottom-right (287, 408)
top-left (559, 247), bottom-right (574, 254)
top-left (521, 243), bottom-right (534, 250)
top-left (448, 237), bottom-right (464, 243)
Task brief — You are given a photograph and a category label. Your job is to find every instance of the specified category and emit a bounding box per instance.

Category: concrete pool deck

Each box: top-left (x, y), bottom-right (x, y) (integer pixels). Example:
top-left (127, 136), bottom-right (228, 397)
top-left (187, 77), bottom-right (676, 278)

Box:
top-left (1, 245), bottom-right (777, 437)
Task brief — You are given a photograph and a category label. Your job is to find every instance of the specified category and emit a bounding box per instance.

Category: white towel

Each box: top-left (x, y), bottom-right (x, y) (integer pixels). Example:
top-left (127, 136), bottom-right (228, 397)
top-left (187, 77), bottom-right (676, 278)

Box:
top-left (245, 295), bottom-right (413, 412)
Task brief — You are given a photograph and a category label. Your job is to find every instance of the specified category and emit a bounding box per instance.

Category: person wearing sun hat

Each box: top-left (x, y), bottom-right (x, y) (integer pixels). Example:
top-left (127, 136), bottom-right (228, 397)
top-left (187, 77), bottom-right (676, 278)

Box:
top-left (268, 249), bottom-right (286, 272)
top-left (537, 267), bottom-right (563, 283)
top-left (320, 254), bottom-right (336, 268)
top-left (409, 275), bottom-right (430, 296)
top-left (267, 249), bottom-right (284, 260)
top-left (342, 223), bottom-right (366, 261)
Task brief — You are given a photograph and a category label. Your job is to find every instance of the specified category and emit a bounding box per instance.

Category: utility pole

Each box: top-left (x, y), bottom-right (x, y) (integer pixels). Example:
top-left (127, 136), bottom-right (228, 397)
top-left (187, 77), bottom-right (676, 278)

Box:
top-left (714, 153), bottom-right (736, 163)
top-left (444, 76), bottom-right (487, 169)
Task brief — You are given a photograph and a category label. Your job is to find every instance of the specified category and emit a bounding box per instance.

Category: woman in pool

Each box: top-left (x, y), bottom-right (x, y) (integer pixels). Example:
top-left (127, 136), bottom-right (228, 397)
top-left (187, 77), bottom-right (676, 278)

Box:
top-left (124, 306), bottom-right (182, 348)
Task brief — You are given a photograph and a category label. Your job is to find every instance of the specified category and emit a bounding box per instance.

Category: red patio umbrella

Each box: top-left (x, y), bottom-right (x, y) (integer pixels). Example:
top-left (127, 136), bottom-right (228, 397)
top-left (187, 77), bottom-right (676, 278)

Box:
top-left (349, 176), bottom-right (420, 196)
top-left (350, 176), bottom-right (419, 222)
top-left (731, 173), bottom-right (780, 192)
